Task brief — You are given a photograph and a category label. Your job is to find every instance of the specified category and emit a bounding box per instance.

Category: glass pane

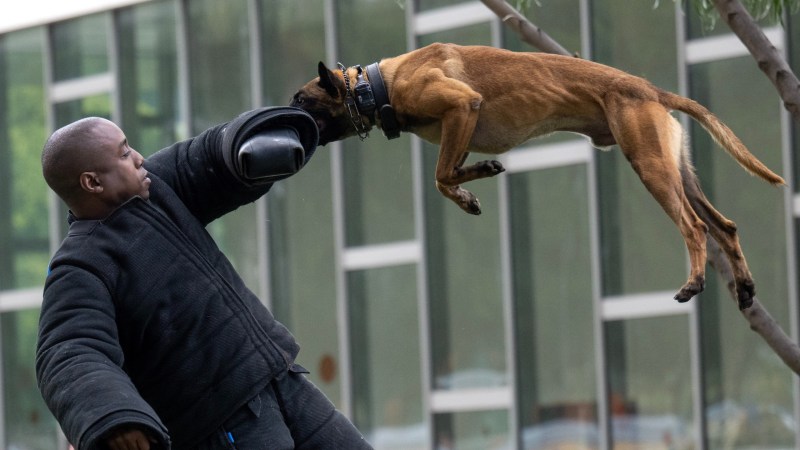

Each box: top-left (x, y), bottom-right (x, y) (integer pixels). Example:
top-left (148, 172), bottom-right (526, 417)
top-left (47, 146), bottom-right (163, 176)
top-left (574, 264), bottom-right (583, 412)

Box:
top-left (117, 1), bottom-right (180, 156)
top-left (592, 0), bottom-right (678, 92)
top-left (434, 410), bottom-right (510, 450)
top-left (503, 0), bottom-right (581, 56)
top-left (336, 0), bottom-right (414, 246)
top-left (0, 29), bottom-right (49, 290)
top-left (3, 310), bottom-right (61, 450)
top-left (605, 317), bottom-right (695, 449)
top-left (423, 145), bottom-right (506, 390)
top-left (268, 158), bottom-right (340, 405)
top-left (51, 13), bottom-right (109, 81)
top-left (186, 0), bottom-right (259, 289)
top-left (509, 165), bottom-right (598, 449)
top-left (690, 57), bottom-right (794, 449)
top-left (348, 265), bottom-right (425, 449)
top-left (187, 0), bottom-right (251, 133)
top-left (591, 0), bottom-right (686, 296)
top-left (260, 0), bottom-right (340, 407)
top-left (260, 0), bottom-right (326, 107)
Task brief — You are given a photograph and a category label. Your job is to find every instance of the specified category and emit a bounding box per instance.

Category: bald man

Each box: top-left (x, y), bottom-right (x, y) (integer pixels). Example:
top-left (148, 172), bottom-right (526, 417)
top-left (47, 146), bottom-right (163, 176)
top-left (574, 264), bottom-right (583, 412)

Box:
top-left (36, 108), bottom-right (373, 450)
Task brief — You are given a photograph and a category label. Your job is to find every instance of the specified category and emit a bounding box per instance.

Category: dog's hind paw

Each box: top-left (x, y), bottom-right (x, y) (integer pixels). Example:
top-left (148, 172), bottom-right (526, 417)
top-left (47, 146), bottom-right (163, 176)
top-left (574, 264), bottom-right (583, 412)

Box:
top-left (736, 279), bottom-right (755, 310)
top-left (674, 276), bottom-right (705, 303)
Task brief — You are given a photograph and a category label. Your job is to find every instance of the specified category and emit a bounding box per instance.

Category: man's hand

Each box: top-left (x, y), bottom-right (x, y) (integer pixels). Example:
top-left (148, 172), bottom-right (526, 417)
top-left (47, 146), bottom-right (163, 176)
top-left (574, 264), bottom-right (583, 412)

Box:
top-left (105, 425), bottom-right (157, 450)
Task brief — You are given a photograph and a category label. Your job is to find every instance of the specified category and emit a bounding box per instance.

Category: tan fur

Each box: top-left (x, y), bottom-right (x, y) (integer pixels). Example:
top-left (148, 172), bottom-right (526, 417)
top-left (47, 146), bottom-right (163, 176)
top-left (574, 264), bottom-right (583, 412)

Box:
top-left (291, 43), bottom-right (785, 308)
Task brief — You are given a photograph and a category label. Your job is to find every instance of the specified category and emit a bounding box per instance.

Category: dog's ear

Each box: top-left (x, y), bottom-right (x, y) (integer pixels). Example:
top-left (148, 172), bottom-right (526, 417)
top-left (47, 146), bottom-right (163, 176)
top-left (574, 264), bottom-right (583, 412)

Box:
top-left (317, 61), bottom-right (343, 99)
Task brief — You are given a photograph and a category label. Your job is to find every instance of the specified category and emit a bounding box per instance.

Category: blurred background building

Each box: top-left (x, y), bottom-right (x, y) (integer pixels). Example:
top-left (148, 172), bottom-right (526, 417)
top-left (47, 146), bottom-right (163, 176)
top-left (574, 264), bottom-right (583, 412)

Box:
top-left (1, 0), bottom-right (799, 448)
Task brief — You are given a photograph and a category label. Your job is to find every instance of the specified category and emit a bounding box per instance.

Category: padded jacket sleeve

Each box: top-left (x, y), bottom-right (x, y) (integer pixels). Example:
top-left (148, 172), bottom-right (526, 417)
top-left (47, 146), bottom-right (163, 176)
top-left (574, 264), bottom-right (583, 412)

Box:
top-left (144, 106), bottom-right (317, 226)
top-left (36, 266), bottom-right (170, 450)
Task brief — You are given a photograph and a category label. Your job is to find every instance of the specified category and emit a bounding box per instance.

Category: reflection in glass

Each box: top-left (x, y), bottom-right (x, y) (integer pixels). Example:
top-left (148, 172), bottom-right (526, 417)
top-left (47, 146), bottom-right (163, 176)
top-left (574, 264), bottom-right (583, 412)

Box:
top-left (605, 317), bottom-right (695, 449)
top-left (348, 266), bottom-right (425, 449)
top-left (435, 410), bottom-right (509, 450)
top-left (509, 165), bottom-right (598, 449)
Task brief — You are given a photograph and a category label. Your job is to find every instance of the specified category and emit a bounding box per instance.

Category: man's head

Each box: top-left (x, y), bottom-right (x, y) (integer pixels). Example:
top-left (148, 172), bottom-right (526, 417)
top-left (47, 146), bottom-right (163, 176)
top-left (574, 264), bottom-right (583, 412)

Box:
top-left (41, 117), bottom-right (151, 219)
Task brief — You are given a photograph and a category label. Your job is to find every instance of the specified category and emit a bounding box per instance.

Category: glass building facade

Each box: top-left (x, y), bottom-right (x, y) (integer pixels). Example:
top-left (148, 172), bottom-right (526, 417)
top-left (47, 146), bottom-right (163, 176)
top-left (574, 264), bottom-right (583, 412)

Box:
top-left (0, 0), bottom-right (798, 448)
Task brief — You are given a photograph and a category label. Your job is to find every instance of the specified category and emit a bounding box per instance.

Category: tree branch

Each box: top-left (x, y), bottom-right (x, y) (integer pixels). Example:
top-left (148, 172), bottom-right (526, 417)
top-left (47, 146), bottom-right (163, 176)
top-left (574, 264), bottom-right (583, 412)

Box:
top-left (712, 0), bottom-right (800, 124)
top-left (479, 0), bottom-right (573, 56)
top-left (706, 237), bottom-right (800, 373)
top-left (483, 0), bottom-right (800, 375)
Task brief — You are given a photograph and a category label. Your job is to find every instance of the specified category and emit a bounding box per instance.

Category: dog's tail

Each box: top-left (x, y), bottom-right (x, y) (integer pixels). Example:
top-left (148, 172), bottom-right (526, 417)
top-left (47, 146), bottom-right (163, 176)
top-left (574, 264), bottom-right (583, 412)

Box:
top-left (658, 90), bottom-right (785, 186)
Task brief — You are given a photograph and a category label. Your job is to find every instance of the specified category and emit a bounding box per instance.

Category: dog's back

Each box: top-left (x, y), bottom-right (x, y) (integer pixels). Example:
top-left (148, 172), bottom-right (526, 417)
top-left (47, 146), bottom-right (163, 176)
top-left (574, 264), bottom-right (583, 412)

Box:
top-left (382, 43), bottom-right (662, 152)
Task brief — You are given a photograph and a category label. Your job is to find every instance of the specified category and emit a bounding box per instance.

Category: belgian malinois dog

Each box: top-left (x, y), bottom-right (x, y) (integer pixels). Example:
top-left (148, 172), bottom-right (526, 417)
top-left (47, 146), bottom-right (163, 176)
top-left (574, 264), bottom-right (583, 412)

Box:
top-left (290, 43), bottom-right (785, 309)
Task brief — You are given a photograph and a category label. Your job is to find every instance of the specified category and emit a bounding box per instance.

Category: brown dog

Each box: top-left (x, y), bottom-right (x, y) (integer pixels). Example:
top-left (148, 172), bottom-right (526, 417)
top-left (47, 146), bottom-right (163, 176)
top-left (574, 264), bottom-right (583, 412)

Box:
top-left (290, 43), bottom-right (785, 309)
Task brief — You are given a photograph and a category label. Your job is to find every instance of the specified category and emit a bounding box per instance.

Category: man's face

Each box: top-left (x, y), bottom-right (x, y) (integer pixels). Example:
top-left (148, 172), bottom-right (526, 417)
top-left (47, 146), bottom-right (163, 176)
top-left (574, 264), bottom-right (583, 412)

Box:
top-left (90, 119), bottom-right (151, 205)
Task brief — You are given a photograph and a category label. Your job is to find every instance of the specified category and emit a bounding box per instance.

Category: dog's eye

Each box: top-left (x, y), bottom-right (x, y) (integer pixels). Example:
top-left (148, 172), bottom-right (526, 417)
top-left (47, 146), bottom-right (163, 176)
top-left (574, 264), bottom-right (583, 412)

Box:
top-left (294, 95), bottom-right (304, 105)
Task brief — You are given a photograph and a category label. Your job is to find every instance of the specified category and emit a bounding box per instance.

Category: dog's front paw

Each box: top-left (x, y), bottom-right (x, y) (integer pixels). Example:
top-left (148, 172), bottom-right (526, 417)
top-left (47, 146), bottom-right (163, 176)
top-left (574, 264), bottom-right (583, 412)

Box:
top-left (477, 160), bottom-right (505, 177)
top-left (464, 197), bottom-right (482, 215)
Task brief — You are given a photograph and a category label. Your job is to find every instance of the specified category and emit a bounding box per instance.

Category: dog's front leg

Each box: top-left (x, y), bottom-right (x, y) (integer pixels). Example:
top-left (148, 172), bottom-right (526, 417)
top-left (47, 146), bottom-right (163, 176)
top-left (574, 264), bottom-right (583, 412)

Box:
top-left (434, 101), bottom-right (504, 215)
top-left (436, 152), bottom-right (483, 215)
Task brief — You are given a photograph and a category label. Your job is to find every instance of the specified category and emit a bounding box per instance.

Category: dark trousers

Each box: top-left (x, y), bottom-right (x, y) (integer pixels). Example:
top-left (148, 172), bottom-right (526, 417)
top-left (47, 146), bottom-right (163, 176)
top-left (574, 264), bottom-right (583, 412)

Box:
top-left (196, 371), bottom-right (373, 449)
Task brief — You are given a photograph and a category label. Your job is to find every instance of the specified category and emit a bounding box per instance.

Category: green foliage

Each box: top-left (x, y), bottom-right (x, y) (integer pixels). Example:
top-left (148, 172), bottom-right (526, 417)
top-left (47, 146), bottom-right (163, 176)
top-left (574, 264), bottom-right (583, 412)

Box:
top-left (688, 0), bottom-right (800, 30)
top-left (513, 0), bottom-right (800, 30)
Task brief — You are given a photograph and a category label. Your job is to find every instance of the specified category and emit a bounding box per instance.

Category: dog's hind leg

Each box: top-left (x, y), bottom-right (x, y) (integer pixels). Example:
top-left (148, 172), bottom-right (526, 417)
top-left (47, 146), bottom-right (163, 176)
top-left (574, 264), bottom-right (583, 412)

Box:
top-left (606, 99), bottom-right (709, 303)
top-left (681, 164), bottom-right (755, 309)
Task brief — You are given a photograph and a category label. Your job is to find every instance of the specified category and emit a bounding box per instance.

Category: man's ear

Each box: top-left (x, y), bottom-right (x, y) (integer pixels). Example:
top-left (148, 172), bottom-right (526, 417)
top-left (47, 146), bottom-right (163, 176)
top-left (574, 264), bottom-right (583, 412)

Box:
top-left (79, 172), bottom-right (103, 194)
top-left (317, 61), bottom-right (343, 98)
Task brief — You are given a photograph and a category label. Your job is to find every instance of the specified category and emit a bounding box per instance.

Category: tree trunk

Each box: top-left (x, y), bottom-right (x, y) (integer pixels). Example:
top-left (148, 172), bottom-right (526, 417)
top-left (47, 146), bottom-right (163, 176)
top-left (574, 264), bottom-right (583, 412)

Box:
top-left (481, 0), bottom-right (800, 375)
top-left (712, 0), bottom-right (800, 124)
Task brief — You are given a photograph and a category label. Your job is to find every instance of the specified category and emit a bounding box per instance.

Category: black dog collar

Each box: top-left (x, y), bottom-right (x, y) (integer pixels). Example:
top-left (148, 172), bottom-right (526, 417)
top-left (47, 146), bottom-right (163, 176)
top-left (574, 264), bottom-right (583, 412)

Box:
top-left (364, 63), bottom-right (400, 140)
top-left (338, 62), bottom-right (401, 141)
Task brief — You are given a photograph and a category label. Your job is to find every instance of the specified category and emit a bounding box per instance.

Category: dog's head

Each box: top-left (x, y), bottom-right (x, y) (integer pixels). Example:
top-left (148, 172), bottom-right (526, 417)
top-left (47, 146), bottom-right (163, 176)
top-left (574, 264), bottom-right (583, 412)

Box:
top-left (290, 62), bottom-right (361, 146)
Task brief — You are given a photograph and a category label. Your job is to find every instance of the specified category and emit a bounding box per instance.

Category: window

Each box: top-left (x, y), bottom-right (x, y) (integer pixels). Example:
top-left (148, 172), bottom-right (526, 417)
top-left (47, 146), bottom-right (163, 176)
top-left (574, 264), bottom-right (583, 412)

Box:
top-left (591, 0), bottom-right (686, 296)
top-left (605, 316), bottom-right (695, 449)
top-left (117, 0), bottom-right (180, 156)
top-left (348, 266), bottom-right (425, 448)
top-left (690, 56), bottom-right (794, 448)
top-left (509, 164), bottom-right (598, 449)
top-left (336, 0), bottom-right (414, 246)
top-left (0, 28), bottom-right (59, 450)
